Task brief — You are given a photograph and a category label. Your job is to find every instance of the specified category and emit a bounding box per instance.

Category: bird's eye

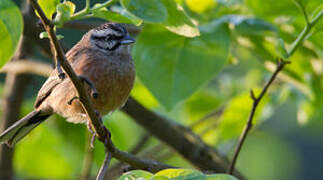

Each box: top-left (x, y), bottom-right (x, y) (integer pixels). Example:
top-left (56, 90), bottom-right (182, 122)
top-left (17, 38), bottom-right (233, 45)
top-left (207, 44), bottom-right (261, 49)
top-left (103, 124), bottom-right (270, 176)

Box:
top-left (105, 35), bottom-right (124, 41)
top-left (92, 35), bottom-right (105, 41)
top-left (105, 36), bottom-right (112, 41)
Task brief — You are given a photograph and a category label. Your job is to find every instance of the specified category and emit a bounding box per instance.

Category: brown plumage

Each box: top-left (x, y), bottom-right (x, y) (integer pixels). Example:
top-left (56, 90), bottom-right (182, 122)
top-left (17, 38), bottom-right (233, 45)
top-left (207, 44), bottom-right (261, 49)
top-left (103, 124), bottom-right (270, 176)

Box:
top-left (0, 23), bottom-right (136, 146)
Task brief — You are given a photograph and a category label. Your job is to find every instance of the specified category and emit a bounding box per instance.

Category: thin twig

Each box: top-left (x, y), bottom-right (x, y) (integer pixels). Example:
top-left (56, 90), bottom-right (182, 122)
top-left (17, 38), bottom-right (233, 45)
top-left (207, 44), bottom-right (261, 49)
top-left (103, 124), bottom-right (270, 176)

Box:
top-left (70, 0), bottom-right (118, 20)
top-left (136, 106), bottom-right (225, 164)
top-left (81, 131), bottom-right (95, 180)
top-left (96, 150), bottom-right (112, 180)
top-left (0, 60), bottom-right (52, 76)
top-left (130, 134), bottom-right (151, 155)
top-left (228, 5), bottom-right (323, 174)
top-left (294, 0), bottom-right (309, 25)
top-left (288, 7), bottom-right (323, 57)
top-left (189, 106), bottom-right (225, 128)
top-left (227, 59), bottom-right (289, 174)
top-left (106, 134), bottom-right (151, 179)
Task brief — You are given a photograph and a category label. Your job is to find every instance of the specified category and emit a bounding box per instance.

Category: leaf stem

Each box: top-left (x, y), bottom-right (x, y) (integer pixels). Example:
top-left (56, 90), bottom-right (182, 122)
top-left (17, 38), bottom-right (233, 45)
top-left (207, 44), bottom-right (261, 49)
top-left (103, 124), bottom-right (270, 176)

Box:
top-left (287, 9), bottom-right (323, 58)
top-left (70, 0), bottom-right (119, 20)
top-left (310, 9), bottom-right (323, 27)
top-left (85, 0), bottom-right (91, 11)
top-left (294, 1), bottom-right (309, 25)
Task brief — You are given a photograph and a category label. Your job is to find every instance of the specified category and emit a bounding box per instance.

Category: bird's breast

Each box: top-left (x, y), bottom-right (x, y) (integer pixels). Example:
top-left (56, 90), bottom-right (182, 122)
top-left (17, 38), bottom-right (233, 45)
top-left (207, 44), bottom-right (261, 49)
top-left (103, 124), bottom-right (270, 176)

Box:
top-left (86, 58), bottom-right (135, 115)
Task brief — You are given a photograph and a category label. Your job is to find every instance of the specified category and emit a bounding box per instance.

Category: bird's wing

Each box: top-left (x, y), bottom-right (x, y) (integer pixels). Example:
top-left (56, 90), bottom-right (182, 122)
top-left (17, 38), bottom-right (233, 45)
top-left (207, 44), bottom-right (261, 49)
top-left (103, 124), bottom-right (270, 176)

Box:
top-left (34, 45), bottom-right (86, 108)
top-left (34, 71), bottom-right (62, 108)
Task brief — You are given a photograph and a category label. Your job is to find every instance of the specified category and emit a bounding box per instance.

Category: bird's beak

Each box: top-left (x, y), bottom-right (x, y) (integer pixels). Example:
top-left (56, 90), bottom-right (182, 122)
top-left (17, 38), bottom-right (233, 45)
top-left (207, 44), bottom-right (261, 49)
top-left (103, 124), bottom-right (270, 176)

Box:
top-left (120, 35), bottom-right (136, 45)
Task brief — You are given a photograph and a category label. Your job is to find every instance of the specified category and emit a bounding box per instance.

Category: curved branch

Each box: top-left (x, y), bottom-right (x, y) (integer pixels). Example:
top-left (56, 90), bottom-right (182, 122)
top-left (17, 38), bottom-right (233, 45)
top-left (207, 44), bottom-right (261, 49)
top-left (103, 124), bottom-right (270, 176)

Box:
top-left (0, 60), bottom-right (52, 76)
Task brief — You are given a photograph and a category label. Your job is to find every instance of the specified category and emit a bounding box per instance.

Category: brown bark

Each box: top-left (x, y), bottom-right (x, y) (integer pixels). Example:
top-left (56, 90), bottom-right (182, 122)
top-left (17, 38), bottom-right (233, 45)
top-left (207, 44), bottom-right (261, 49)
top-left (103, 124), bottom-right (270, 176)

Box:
top-left (0, 2), bottom-right (37, 179)
top-left (0, 38), bottom-right (32, 180)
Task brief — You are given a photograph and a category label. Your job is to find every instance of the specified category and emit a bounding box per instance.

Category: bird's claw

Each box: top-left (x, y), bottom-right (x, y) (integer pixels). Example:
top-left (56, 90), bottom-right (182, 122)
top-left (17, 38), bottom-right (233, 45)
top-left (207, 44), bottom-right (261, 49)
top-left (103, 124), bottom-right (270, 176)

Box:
top-left (78, 75), bottom-right (99, 99)
top-left (56, 61), bottom-right (66, 80)
top-left (67, 96), bottom-right (79, 105)
top-left (87, 121), bottom-right (96, 148)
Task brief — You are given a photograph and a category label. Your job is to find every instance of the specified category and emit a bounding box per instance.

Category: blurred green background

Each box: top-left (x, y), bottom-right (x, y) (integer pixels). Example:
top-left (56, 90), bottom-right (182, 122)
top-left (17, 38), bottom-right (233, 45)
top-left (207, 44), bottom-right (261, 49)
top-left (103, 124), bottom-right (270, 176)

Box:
top-left (1, 0), bottom-right (323, 179)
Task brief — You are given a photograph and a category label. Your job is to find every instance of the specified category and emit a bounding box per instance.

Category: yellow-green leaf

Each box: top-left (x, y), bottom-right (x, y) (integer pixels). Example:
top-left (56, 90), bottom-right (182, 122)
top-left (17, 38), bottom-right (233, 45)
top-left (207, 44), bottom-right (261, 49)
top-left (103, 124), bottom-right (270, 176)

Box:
top-left (161, 0), bottom-right (200, 37)
top-left (0, 0), bottom-right (23, 68)
top-left (38, 0), bottom-right (60, 19)
top-left (121, 0), bottom-right (167, 23)
top-left (55, 1), bottom-right (76, 26)
top-left (133, 20), bottom-right (230, 109)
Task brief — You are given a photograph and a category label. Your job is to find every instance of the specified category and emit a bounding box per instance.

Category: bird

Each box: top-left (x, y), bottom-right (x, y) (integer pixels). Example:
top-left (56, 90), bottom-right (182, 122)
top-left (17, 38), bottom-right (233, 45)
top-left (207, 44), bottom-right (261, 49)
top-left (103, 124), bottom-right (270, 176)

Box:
top-left (0, 23), bottom-right (136, 146)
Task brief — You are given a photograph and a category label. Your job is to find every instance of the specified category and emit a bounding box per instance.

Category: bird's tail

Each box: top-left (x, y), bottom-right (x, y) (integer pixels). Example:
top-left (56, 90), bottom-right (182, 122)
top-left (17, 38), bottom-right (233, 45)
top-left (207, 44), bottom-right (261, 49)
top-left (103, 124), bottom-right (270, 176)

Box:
top-left (0, 110), bottom-right (51, 147)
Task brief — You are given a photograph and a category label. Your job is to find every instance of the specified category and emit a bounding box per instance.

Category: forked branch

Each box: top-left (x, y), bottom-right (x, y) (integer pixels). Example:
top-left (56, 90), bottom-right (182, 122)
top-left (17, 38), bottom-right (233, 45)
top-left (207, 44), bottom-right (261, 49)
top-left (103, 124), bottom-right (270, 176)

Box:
top-left (227, 59), bottom-right (289, 174)
top-left (228, 4), bottom-right (323, 174)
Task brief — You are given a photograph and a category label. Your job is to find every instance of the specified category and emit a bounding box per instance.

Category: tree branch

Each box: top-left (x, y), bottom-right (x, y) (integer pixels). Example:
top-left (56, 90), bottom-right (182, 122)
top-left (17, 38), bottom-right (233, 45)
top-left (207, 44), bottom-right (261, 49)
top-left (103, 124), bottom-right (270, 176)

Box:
top-left (0, 60), bottom-right (52, 76)
top-left (29, 0), bottom-right (172, 177)
top-left (227, 59), bottom-right (289, 174)
top-left (96, 151), bottom-right (112, 180)
top-left (106, 134), bottom-right (150, 179)
top-left (81, 131), bottom-right (95, 180)
top-left (0, 38), bottom-right (32, 180)
top-left (0, 1), bottom-right (36, 178)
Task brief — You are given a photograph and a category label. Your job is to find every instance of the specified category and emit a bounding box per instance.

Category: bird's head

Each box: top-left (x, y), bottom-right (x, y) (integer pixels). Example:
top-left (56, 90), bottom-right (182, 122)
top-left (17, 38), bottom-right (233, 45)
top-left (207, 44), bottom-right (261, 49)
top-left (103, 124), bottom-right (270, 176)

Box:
top-left (88, 23), bottom-right (135, 55)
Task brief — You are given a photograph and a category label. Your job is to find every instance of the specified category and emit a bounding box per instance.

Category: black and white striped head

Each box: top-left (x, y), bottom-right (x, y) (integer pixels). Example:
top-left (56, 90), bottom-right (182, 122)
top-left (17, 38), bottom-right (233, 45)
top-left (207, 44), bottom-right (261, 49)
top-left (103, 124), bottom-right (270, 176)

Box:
top-left (90, 23), bottom-right (135, 54)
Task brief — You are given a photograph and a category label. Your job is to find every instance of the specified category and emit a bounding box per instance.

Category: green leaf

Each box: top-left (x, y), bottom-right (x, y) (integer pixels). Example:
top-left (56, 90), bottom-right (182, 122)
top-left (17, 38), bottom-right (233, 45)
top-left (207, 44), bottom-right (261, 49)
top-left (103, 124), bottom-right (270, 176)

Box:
top-left (154, 169), bottom-right (203, 179)
top-left (39, 31), bottom-right (49, 39)
top-left (153, 176), bottom-right (171, 180)
top-left (160, 0), bottom-right (200, 37)
top-left (133, 21), bottom-right (230, 109)
top-left (205, 174), bottom-right (239, 180)
top-left (117, 7), bottom-right (143, 26)
top-left (38, 0), bottom-right (60, 19)
top-left (121, 0), bottom-right (168, 23)
top-left (54, 1), bottom-right (76, 26)
top-left (214, 90), bottom-right (268, 143)
top-left (0, 0), bottom-right (23, 68)
top-left (93, 5), bottom-right (142, 26)
top-left (118, 170), bottom-right (153, 180)
top-left (118, 169), bottom-right (238, 180)
top-left (56, 34), bottom-right (64, 40)
top-left (246, 0), bottom-right (299, 17)
top-left (221, 15), bottom-right (276, 35)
